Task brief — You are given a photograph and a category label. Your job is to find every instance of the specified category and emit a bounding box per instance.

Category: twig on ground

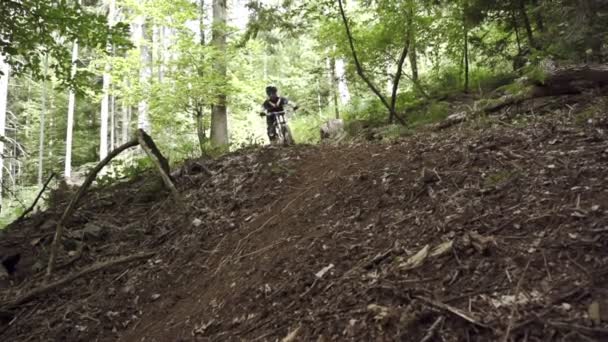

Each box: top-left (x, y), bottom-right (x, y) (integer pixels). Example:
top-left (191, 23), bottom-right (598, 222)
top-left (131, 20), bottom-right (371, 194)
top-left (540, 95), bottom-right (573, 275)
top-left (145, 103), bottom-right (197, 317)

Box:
top-left (420, 316), bottom-right (444, 342)
top-left (415, 296), bottom-right (489, 329)
top-left (547, 321), bottom-right (608, 335)
top-left (502, 259), bottom-right (531, 342)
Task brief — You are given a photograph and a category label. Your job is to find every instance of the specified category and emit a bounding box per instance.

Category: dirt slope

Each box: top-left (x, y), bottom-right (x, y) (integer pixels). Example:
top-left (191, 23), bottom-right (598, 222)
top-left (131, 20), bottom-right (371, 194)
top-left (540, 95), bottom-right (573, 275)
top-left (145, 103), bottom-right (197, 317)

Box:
top-left (1, 102), bottom-right (608, 341)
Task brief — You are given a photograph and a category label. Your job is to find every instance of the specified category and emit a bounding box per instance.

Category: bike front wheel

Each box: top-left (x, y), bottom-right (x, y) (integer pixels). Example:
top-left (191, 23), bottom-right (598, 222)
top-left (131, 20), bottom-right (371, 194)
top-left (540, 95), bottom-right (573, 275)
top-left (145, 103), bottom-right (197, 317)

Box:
top-left (281, 125), bottom-right (295, 146)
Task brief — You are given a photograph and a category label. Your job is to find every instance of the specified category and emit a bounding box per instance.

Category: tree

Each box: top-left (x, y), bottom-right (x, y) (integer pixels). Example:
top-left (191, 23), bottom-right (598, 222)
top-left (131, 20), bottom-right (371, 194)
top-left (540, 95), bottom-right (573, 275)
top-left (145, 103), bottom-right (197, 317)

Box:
top-left (0, 55), bottom-right (9, 210)
top-left (0, 0), bottom-right (131, 87)
top-left (337, 0), bottom-right (409, 124)
top-left (64, 39), bottom-right (79, 179)
top-left (38, 55), bottom-right (48, 186)
top-left (135, 15), bottom-right (152, 133)
top-left (210, 0), bottom-right (229, 146)
top-left (100, 0), bottom-right (117, 160)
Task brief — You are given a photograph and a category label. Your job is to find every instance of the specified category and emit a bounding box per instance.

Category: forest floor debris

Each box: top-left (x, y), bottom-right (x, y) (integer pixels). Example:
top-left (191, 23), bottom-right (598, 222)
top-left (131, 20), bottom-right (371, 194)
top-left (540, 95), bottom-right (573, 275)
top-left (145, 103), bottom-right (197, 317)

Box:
top-left (1, 94), bottom-right (608, 341)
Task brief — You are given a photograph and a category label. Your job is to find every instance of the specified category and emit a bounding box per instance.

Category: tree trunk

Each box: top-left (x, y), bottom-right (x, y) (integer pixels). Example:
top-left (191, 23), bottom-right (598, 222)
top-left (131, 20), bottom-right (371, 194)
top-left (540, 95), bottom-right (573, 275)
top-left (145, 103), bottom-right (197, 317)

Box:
top-left (100, 0), bottom-right (116, 160)
top-left (518, 0), bottom-right (535, 48)
top-left (38, 55), bottom-right (48, 186)
top-left (136, 16), bottom-right (152, 133)
top-left (110, 93), bottom-right (115, 151)
top-left (0, 55), bottom-right (9, 212)
top-left (210, 0), bottom-right (229, 146)
top-left (330, 57), bottom-right (340, 119)
top-left (531, 0), bottom-right (544, 33)
top-left (463, 0), bottom-right (470, 93)
top-left (195, 107), bottom-right (206, 155)
top-left (65, 39), bottom-right (79, 179)
top-left (199, 0), bottom-right (206, 45)
top-left (335, 59), bottom-right (351, 104)
top-left (407, 0), bottom-right (419, 82)
top-left (121, 102), bottom-right (129, 147)
top-left (512, 8), bottom-right (522, 56)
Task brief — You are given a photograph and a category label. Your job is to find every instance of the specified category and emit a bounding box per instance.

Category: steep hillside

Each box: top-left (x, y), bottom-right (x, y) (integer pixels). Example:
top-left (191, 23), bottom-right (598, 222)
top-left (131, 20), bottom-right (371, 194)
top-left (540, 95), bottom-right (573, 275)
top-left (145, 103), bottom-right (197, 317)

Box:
top-left (1, 96), bottom-right (608, 341)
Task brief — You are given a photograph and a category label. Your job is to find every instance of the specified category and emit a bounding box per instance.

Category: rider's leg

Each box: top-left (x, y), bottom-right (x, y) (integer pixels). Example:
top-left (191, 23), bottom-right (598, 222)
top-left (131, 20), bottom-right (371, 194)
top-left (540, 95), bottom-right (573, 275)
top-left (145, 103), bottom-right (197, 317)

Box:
top-left (266, 115), bottom-right (277, 141)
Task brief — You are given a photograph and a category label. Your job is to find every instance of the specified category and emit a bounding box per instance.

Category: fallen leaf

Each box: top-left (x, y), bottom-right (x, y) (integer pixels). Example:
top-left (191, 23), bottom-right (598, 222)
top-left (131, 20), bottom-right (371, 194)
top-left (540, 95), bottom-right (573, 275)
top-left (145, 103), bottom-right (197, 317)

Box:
top-left (430, 240), bottom-right (453, 257)
top-left (282, 326), bottom-right (301, 342)
top-left (400, 245), bottom-right (430, 270)
top-left (589, 301), bottom-right (601, 325)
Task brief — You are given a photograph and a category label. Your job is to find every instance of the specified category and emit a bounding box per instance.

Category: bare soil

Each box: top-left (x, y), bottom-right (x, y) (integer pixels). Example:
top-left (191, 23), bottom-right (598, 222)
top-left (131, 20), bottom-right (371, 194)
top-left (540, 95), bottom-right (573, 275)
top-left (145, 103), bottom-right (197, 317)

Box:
top-left (1, 95), bottom-right (608, 341)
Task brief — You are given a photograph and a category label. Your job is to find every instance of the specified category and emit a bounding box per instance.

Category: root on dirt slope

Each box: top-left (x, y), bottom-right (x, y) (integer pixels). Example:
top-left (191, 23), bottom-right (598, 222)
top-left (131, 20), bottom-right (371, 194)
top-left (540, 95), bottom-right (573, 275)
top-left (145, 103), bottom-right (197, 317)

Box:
top-left (1, 96), bottom-right (608, 341)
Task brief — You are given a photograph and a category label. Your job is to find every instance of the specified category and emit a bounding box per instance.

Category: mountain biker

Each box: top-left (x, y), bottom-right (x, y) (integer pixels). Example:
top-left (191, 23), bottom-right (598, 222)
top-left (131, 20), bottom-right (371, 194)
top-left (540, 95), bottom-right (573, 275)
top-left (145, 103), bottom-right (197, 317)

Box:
top-left (260, 86), bottom-right (298, 142)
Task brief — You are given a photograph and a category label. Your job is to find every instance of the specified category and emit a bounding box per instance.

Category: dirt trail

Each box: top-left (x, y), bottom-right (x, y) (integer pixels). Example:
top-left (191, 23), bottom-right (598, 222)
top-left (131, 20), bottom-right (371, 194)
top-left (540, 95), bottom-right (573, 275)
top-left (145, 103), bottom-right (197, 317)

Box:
top-left (1, 100), bottom-right (608, 341)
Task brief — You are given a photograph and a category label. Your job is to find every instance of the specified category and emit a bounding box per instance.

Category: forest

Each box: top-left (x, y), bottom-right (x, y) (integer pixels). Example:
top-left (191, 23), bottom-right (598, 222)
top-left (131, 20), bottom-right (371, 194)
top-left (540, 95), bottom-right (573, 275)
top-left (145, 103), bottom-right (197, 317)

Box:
top-left (0, 0), bottom-right (604, 224)
top-left (1, 0), bottom-right (608, 341)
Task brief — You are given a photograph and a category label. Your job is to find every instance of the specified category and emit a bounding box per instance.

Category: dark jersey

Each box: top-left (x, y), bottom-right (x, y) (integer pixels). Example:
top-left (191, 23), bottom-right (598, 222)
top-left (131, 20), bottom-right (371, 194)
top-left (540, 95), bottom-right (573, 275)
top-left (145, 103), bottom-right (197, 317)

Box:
top-left (263, 97), bottom-right (289, 113)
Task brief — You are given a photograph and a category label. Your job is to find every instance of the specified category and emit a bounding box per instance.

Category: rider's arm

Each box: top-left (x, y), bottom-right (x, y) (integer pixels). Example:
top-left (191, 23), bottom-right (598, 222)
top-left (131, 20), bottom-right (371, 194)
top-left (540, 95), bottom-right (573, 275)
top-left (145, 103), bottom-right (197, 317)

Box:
top-left (260, 101), bottom-right (270, 116)
top-left (282, 97), bottom-right (298, 110)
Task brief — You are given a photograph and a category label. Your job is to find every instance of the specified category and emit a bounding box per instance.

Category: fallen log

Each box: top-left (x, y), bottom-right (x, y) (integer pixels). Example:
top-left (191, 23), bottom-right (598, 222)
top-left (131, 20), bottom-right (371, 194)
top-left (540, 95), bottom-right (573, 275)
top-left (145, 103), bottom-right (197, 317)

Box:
top-left (435, 63), bottom-right (608, 130)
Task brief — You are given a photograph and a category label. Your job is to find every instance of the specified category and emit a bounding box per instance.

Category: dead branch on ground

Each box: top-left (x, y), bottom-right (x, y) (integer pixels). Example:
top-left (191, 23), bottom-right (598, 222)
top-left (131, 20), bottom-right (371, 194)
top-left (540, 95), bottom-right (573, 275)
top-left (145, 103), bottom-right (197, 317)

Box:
top-left (136, 129), bottom-right (179, 198)
top-left (5, 252), bottom-right (154, 310)
top-left (46, 139), bottom-right (139, 278)
top-left (15, 173), bottom-right (56, 222)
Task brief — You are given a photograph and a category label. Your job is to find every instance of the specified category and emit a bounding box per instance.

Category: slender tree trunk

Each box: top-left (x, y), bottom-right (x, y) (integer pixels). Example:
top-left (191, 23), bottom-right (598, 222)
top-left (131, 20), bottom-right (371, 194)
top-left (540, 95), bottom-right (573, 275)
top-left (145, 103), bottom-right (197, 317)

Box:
top-left (330, 57), bottom-right (340, 119)
top-left (316, 79), bottom-right (323, 117)
top-left (518, 0), bottom-right (535, 48)
top-left (65, 39), bottom-right (79, 179)
top-left (159, 26), bottom-right (166, 82)
top-left (210, 0), bottom-right (229, 146)
top-left (136, 16), bottom-right (152, 133)
top-left (531, 0), bottom-right (544, 33)
top-left (463, 0), bottom-right (470, 93)
top-left (121, 99), bottom-right (129, 144)
top-left (0, 55), bottom-right (9, 211)
top-left (38, 55), bottom-right (48, 186)
top-left (110, 94), bottom-right (115, 150)
top-left (337, 0), bottom-right (406, 125)
top-left (512, 8), bottom-right (522, 56)
top-left (199, 0), bottom-right (206, 44)
top-left (195, 107), bottom-right (206, 154)
top-left (407, 0), bottom-right (419, 82)
top-left (100, 0), bottom-right (115, 160)
top-left (335, 59), bottom-right (350, 104)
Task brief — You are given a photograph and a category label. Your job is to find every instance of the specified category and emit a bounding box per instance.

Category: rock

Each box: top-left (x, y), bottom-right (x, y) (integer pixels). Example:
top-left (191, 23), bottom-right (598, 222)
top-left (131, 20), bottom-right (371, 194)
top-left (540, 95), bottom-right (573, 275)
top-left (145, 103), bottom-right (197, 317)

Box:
top-left (81, 223), bottom-right (107, 240)
top-left (320, 119), bottom-right (345, 140)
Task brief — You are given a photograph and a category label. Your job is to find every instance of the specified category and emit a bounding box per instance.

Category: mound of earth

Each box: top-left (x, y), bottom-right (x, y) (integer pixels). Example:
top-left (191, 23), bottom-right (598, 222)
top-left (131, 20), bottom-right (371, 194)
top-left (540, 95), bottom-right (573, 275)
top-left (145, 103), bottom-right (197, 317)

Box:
top-left (1, 98), bottom-right (608, 341)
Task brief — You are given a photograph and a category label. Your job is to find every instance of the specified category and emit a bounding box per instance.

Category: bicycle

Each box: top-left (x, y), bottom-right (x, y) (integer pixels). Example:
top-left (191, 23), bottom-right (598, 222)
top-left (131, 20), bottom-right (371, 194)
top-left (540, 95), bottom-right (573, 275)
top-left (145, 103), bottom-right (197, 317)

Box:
top-left (262, 109), bottom-right (296, 146)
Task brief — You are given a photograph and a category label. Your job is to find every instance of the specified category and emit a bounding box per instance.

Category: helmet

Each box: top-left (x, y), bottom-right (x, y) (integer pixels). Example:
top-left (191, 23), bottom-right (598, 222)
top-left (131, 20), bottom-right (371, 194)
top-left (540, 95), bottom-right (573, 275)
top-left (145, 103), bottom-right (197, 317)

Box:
top-left (265, 85), bottom-right (278, 97)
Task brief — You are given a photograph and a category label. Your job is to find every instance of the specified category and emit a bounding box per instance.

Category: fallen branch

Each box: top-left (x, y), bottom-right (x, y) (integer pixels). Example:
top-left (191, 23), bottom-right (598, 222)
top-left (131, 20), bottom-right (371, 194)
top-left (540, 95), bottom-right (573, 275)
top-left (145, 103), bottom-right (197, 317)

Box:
top-left (547, 321), bottom-right (608, 335)
top-left (136, 129), bottom-right (179, 199)
top-left (420, 316), bottom-right (444, 342)
top-left (15, 173), bottom-right (56, 222)
top-left (46, 138), bottom-right (139, 278)
top-left (415, 296), bottom-right (489, 329)
top-left (502, 259), bottom-right (531, 342)
top-left (5, 252), bottom-right (154, 310)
